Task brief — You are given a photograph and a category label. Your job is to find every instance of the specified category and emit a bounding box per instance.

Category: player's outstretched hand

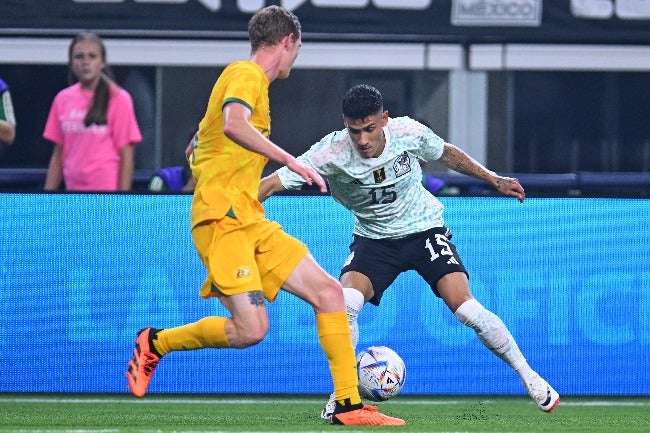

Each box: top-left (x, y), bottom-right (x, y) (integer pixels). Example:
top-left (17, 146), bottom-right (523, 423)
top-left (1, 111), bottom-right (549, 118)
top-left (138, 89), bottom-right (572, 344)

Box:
top-left (286, 159), bottom-right (327, 193)
top-left (494, 176), bottom-right (525, 203)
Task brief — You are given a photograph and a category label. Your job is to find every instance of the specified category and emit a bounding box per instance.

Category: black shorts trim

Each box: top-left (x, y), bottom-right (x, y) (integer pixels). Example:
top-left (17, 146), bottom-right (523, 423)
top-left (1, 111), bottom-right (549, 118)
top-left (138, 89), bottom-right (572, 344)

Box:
top-left (340, 227), bottom-right (468, 306)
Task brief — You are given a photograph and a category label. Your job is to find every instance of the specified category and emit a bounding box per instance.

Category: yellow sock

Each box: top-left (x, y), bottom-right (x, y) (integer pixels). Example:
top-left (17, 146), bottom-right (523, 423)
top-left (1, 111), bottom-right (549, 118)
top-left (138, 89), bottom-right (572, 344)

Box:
top-left (316, 311), bottom-right (361, 405)
top-left (153, 316), bottom-right (230, 356)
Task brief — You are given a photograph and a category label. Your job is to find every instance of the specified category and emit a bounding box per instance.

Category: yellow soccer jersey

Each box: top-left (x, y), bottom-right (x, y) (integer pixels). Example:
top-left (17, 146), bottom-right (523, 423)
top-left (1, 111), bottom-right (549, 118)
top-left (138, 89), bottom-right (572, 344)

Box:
top-left (190, 61), bottom-right (271, 227)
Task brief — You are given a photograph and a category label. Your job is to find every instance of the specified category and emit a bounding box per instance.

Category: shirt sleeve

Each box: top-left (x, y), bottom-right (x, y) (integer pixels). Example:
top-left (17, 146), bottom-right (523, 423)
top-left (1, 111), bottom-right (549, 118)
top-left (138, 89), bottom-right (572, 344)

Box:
top-left (277, 154), bottom-right (313, 190)
top-left (43, 94), bottom-right (64, 145)
top-left (221, 62), bottom-right (266, 118)
top-left (109, 88), bottom-right (143, 149)
top-left (276, 133), bottom-right (336, 190)
top-left (0, 80), bottom-right (16, 125)
top-left (415, 120), bottom-right (445, 162)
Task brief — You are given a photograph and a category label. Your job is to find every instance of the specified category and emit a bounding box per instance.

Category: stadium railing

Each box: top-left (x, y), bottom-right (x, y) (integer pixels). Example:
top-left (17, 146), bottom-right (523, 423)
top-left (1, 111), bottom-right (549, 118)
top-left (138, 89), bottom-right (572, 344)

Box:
top-left (0, 168), bottom-right (648, 197)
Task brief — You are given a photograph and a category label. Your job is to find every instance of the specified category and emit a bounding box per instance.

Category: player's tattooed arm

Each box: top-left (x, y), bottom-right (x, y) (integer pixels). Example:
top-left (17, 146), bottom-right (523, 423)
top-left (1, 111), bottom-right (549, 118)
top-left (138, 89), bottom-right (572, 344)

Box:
top-left (248, 291), bottom-right (265, 306)
top-left (438, 143), bottom-right (525, 202)
top-left (438, 143), bottom-right (496, 182)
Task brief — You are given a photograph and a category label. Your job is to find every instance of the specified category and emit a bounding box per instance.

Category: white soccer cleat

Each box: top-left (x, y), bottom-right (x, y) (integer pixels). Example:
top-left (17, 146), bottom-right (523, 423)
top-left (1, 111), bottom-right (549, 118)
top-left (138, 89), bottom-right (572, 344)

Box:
top-left (522, 374), bottom-right (560, 413)
top-left (320, 393), bottom-right (336, 421)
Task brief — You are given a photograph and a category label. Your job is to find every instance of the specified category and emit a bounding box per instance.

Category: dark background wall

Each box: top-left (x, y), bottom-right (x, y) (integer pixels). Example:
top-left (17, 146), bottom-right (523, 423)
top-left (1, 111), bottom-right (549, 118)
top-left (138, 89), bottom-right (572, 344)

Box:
top-left (2, 64), bottom-right (648, 175)
top-left (0, 1), bottom-right (648, 187)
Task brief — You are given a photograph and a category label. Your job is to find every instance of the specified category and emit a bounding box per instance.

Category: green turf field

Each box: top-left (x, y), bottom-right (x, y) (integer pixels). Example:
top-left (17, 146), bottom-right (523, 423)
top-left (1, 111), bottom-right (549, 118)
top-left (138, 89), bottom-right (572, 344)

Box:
top-left (1, 394), bottom-right (649, 433)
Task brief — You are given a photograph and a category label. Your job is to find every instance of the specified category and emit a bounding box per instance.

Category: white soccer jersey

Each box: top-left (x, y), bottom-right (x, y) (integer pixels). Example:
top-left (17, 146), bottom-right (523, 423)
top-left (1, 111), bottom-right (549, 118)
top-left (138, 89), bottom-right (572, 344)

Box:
top-left (277, 116), bottom-right (446, 239)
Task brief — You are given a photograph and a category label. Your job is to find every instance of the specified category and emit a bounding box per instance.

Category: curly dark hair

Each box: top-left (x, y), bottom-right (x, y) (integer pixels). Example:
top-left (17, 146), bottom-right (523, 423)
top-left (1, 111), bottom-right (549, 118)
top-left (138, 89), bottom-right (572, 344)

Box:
top-left (342, 84), bottom-right (384, 120)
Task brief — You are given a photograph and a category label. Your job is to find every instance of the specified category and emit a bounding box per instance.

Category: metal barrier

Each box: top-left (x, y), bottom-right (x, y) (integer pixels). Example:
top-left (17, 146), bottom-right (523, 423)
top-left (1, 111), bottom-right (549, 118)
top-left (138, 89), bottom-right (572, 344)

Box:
top-left (0, 168), bottom-right (156, 193)
top-left (433, 172), bottom-right (649, 198)
top-left (0, 168), bottom-right (648, 197)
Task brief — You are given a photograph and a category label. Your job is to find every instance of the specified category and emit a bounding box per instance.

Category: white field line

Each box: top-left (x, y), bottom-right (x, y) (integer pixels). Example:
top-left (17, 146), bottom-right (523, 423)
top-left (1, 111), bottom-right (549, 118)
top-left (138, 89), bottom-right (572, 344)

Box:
top-left (6, 430), bottom-right (479, 433)
top-left (0, 429), bottom-right (515, 433)
top-left (1, 396), bottom-right (649, 406)
top-left (0, 429), bottom-right (370, 433)
top-left (3, 397), bottom-right (649, 433)
top-left (0, 396), bottom-right (465, 405)
top-left (3, 430), bottom-right (385, 433)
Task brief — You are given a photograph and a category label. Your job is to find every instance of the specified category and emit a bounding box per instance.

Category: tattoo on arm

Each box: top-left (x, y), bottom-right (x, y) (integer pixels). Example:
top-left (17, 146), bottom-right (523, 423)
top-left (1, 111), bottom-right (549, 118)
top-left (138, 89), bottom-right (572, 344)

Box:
top-left (438, 143), bottom-right (493, 182)
top-left (438, 144), bottom-right (523, 200)
top-left (439, 150), bottom-right (465, 173)
top-left (495, 177), bottom-right (510, 190)
top-left (248, 291), bottom-right (265, 306)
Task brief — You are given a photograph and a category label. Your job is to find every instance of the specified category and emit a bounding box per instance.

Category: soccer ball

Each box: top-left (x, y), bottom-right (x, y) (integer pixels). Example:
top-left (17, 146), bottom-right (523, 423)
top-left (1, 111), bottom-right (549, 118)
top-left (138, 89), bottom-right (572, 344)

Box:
top-left (356, 345), bottom-right (406, 402)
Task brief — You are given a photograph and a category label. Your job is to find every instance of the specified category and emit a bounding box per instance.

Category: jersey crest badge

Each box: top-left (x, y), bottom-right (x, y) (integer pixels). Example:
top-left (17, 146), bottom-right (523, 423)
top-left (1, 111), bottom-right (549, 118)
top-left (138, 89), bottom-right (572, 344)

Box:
top-left (373, 167), bottom-right (386, 183)
top-left (393, 151), bottom-right (412, 177)
top-left (236, 267), bottom-right (252, 279)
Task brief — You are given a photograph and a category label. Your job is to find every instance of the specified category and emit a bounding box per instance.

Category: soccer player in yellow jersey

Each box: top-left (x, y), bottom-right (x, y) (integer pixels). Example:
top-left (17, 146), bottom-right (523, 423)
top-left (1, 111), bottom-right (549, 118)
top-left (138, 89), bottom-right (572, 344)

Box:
top-left (125, 5), bottom-right (404, 427)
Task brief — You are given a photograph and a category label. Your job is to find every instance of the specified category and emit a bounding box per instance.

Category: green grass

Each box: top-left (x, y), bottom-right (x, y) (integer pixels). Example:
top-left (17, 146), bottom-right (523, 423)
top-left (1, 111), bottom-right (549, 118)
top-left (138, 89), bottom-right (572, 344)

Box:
top-left (1, 394), bottom-right (649, 433)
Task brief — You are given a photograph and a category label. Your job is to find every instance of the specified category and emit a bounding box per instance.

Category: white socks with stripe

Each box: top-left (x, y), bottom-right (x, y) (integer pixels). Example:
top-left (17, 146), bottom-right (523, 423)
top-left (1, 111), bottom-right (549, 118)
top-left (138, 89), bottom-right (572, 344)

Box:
top-left (454, 298), bottom-right (536, 382)
top-left (343, 287), bottom-right (365, 350)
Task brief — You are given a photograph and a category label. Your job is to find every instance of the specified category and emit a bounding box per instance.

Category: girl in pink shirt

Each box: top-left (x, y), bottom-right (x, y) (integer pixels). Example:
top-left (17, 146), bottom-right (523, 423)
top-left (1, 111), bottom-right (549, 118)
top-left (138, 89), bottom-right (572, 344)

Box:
top-left (43, 32), bottom-right (142, 192)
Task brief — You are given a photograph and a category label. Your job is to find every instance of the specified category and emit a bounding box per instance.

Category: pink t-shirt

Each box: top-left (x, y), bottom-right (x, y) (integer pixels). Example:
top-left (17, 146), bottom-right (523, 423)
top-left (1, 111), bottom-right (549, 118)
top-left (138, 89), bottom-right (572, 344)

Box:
top-left (43, 82), bottom-right (142, 191)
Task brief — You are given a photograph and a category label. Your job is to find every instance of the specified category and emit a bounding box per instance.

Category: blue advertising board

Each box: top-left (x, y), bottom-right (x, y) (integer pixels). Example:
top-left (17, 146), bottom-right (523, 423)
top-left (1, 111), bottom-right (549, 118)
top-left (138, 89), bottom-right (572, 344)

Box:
top-left (0, 194), bottom-right (648, 395)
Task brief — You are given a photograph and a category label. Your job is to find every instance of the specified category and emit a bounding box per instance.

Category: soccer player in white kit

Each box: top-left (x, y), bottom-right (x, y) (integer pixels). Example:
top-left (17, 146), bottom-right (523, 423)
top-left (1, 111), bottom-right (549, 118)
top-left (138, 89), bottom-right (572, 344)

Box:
top-left (259, 84), bottom-right (560, 420)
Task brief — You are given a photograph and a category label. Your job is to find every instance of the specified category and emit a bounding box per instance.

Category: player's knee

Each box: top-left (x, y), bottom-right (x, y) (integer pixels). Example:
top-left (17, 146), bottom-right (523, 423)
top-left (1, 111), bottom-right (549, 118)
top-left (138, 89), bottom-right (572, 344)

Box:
top-left (231, 321), bottom-right (268, 348)
top-left (453, 298), bottom-right (483, 326)
top-left (312, 277), bottom-right (344, 310)
top-left (235, 329), bottom-right (267, 348)
top-left (323, 278), bottom-right (345, 305)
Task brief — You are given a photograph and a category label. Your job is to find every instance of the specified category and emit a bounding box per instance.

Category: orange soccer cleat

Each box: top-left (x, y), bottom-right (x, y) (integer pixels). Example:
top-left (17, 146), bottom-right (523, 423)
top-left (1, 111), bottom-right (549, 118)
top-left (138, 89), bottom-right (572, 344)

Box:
top-left (125, 327), bottom-right (162, 398)
top-left (332, 404), bottom-right (406, 426)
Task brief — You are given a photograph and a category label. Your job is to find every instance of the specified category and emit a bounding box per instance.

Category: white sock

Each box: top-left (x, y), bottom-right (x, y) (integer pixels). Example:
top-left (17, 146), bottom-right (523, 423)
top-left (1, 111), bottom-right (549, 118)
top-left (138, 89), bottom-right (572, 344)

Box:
top-left (343, 287), bottom-right (364, 350)
top-left (454, 298), bottom-right (536, 382)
